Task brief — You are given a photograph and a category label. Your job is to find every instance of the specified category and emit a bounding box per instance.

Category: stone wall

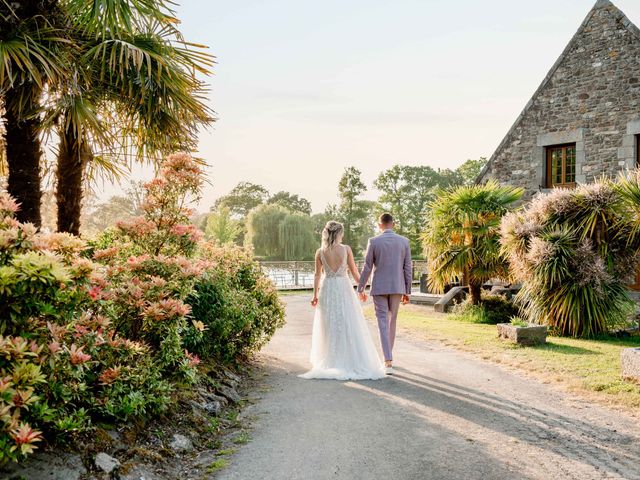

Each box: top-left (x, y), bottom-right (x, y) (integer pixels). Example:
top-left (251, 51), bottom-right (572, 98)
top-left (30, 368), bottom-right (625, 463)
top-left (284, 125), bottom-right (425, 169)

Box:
top-left (483, 1), bottom-right (640, 198)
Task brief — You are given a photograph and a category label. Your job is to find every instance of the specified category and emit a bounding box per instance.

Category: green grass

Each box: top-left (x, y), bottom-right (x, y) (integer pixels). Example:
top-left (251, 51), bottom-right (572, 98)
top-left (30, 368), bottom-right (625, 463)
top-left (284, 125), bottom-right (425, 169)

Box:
top-left (207, 459), bottom-right (229, 473)
top-left (216, 448), bottom-right (236, 456)
top-left (231, 431), bottom-right (251, 445)
top-left (365, 304), bottom-right (640, 410)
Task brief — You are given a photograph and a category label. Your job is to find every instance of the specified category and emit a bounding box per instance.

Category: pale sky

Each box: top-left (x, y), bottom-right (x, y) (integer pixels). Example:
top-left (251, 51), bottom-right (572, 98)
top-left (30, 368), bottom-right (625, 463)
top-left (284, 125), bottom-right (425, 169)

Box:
top-left (104, 0), bottom-right (640, 213)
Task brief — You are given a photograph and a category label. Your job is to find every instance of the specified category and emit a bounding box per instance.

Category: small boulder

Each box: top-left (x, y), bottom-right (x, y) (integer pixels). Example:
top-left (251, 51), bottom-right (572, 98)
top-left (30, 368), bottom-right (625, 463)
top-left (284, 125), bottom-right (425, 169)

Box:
top-left (95, 452), bottom-right (120, 474)
top-left (222, 369), bottom-right (241, 385)
top-left (216, 385), bottom-right (241, 404)
top-left (169, 433), bottom-right (193, 452)
top-left (2, 452), bottom-right (87, 480)
top-left (190, 399), bottom-right (222, 416)
top-left (622, 348), bottom-right (640, 381)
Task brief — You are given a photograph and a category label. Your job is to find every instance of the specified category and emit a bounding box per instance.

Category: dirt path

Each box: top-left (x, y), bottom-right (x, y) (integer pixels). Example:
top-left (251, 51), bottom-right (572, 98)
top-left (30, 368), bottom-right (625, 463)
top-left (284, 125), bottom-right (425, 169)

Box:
top-left (218, 294), bottom-right (640, 480)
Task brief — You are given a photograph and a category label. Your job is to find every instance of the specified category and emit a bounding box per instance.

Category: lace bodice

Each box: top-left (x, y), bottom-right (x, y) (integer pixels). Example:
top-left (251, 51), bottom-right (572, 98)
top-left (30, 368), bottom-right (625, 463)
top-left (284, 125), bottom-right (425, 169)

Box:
top-left (320, 247), bottom-right (348, 278)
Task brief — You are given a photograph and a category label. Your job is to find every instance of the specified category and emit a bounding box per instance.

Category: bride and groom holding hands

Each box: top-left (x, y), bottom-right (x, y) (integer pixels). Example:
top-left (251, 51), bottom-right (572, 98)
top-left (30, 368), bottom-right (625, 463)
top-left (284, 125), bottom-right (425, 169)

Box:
top-left (300, 213), bottom-right (413, 380)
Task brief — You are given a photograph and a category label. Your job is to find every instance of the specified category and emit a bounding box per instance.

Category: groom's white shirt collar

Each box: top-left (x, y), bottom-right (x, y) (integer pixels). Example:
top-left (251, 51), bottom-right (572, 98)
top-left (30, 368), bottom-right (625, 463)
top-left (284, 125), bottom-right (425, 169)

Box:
top-left (382, 228), bottom-right (394, 234)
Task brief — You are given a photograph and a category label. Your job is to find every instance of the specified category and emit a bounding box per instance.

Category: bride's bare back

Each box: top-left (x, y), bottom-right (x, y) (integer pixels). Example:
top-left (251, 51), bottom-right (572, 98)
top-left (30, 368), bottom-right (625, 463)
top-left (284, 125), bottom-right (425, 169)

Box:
top-left (317, 244), bottom-right (360, 281)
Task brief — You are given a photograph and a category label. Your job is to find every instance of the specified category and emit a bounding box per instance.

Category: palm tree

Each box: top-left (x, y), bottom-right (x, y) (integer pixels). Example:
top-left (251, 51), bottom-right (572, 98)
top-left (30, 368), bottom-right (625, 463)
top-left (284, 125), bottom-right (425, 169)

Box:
top-left (422, 181), bottom-right (523, 305)
top-left (0, 0), bottom-right (69, 227)
top-left (48, 0), bottom-right (214, 235)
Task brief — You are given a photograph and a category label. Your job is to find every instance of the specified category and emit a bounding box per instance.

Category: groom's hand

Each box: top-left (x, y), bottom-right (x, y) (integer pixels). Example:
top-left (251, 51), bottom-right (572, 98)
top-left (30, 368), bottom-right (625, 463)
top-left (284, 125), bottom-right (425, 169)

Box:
top-left (358, 292), bottom-right (368, 302)
top-left (401, 294), bottom-right (410, 305)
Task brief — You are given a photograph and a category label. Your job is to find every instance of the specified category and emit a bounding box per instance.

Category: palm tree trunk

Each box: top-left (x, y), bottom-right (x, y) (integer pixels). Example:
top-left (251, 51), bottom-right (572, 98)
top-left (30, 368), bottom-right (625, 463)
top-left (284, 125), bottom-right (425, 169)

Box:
top-left (469, 282), bottom-right (482, 305)
top-left (3, 89), bottom-right (42, 228)
top-left (56, 129), bottom-right (91, 235)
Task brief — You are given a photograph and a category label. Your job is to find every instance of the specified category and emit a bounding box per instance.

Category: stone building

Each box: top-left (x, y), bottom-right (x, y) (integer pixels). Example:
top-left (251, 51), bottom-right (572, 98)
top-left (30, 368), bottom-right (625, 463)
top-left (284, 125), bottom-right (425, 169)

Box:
top-left (478, 0), bottom-right (640, 197)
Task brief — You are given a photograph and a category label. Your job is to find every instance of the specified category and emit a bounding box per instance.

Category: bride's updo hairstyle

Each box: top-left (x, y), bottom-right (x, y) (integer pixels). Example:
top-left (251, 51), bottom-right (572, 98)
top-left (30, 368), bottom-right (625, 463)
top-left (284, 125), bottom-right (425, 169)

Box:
top-left (322, 221), bottom-right (344, 249)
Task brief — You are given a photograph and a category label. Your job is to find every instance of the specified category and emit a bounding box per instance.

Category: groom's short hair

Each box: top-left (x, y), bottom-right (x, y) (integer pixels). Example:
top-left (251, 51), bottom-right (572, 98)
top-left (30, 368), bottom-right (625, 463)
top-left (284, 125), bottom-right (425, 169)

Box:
top-left (379, 213), bottom-right (394, 225)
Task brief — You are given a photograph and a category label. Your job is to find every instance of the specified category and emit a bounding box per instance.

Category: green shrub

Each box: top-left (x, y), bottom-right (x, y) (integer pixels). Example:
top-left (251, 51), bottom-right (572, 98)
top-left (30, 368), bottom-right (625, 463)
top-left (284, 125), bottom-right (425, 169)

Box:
top-left (451, 293), bottom-right (519, 325)
top-left (501, 180), bottom-right (640, 337)
top-left (186, 245), bottom-right (285, 363)
top-left (510, 316), bottom-right (528, 327)
top-left (0, 191), bottom-right (173, 463)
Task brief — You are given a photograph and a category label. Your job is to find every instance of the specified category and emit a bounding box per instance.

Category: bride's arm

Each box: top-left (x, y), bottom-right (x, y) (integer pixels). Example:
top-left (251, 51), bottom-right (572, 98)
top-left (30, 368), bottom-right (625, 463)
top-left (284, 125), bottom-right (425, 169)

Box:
top-left (312, 249), bottom-right (322, 306)
top-left (346, 246), bottom-right (360, 284)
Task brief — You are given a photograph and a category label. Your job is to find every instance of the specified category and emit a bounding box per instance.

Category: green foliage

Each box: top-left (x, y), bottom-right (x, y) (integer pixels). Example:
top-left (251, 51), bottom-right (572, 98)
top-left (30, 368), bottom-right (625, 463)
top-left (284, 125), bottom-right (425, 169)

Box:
top-left (267, 191), bottom-right (312, 215)
top-left (245, 204), bottom-right (316, 260)
top-left (93, 154), bottom-right (205, 375)
top-left (0, 154), bottom-right (287, 464)
top-left (451, 294), bottom-right (519, 325)
top-left (278, 214), bottom-right (316, 261)
top-left (245, 204), bottom-right (289, 258)
top-left (215, 182), bottom-right (269, 219)
top-left (423, 180), bottom-right (523, 304)
top-left (186, 245), bottom-right (285, 363)
top-left (0, 191), bottom-right (173, 464)
top-left (510, 316), bottom-right (528, 327)
top-left (82, 195), bottom-right (138, 236)
top-left (501, 179), bottom-right (640, 337)
top-left (456, 158), bottom-right (488, 186)
top-left (205, 207), bottom-right (240, 245)
top-left (375, 164), bottom-right (464, 255)
top-left (330, 167), bottom-right (374, 254)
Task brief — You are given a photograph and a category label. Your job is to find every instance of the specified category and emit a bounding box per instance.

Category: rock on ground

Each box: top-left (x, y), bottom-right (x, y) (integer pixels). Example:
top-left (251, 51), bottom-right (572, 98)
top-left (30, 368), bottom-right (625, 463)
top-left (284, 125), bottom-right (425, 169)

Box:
top-left (1, 452), bottom-right (86, 480)
top-left (169, 433), bottom-right (193, 452)
top-left (95, 452), bottom-right (120, 474)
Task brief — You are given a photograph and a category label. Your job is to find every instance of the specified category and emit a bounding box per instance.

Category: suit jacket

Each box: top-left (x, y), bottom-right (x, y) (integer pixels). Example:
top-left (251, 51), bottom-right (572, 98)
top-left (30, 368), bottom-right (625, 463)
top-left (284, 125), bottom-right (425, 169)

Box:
top-left (357, 230), bottom-right (412, 296)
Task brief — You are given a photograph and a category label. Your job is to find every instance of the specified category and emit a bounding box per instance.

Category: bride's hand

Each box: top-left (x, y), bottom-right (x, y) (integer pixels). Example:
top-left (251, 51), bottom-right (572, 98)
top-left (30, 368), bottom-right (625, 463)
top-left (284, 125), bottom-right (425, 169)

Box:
top-left (311, 296), bottom-right (318, 307)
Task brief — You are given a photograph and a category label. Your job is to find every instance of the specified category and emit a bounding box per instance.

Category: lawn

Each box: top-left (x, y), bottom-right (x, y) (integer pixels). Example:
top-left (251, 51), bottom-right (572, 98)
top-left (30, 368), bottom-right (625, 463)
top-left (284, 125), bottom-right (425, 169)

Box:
top-left (364, 304), bottom-right (640, 412)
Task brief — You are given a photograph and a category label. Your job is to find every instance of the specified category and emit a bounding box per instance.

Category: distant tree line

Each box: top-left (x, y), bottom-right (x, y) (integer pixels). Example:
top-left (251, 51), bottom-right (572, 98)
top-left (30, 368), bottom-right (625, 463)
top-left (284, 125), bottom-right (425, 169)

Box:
top-left (202, 158), bottom-right (487, 260)
top-left (82, 158), bottom-right (486, 259)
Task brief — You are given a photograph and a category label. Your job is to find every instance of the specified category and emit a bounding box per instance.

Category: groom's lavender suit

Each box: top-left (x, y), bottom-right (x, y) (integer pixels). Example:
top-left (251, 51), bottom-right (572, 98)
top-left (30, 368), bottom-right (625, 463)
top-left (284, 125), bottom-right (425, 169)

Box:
top-left (357, 230), bottom-right (412, 361)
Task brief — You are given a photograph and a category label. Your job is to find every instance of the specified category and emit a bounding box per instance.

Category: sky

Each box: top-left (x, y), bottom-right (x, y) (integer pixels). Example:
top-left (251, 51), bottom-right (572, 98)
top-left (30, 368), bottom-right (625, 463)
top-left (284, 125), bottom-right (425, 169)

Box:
top-left (105, 0), bottom-right (640, 214)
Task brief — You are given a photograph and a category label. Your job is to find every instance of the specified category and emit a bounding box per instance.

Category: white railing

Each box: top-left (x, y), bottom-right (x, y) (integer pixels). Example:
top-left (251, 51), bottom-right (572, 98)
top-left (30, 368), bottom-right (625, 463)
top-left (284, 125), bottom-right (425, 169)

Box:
top-left (259, 260), bottom-right (428, 290)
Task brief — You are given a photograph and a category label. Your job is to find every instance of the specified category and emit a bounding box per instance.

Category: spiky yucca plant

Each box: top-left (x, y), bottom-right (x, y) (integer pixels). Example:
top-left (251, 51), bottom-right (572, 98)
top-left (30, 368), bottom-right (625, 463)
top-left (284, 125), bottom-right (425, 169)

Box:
top-left (423, 180), bottom-right (523, 305)
top-left (501, 180), bottom-right (640, 337)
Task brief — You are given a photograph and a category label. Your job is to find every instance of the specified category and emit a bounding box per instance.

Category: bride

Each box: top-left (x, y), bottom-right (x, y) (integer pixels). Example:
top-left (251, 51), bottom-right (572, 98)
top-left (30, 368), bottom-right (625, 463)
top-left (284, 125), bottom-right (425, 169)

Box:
top-left (299, 221), bottom-right (385, 380)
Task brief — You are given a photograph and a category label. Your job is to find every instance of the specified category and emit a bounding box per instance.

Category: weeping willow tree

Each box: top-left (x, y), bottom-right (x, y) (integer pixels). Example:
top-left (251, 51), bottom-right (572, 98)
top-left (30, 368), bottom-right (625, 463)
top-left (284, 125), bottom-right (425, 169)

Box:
top-left (279, 214), bottom-right (316, 260)
top-left (245, 204), bottom-right (316, 260)
top-left (246, 204), bottom-right (288, 258)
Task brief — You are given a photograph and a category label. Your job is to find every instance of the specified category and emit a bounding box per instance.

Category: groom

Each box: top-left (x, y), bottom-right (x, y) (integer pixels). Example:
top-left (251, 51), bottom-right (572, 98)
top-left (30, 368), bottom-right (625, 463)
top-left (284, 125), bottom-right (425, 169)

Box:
top-left (357, 213), bottom-right (412, 375)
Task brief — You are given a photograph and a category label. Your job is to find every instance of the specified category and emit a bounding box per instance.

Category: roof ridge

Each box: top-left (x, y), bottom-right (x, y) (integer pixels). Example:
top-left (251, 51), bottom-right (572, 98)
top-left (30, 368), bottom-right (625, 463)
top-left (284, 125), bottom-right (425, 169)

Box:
top-left (477, 1), bottom-right (640, 182)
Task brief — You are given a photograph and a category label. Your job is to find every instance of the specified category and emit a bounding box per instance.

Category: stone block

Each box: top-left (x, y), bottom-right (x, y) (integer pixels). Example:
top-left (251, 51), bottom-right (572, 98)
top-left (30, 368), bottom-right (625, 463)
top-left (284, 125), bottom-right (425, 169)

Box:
top-left (621, 348), bottom-right (640, 381)
top-left (497, 323), bottom-right (547, 346)
top-left (434, 286), bottom-right (467, 313)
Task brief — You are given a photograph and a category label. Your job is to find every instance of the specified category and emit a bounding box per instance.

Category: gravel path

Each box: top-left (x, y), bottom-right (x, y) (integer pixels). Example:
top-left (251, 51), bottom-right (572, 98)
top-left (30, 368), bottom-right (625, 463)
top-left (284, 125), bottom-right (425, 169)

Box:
top-left (218, 294), bottom-right (640, 480)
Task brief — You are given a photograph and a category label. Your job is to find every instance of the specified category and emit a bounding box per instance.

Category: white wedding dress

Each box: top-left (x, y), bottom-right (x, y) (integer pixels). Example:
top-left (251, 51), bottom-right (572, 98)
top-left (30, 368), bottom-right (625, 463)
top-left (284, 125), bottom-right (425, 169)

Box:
top-left (299, 246), bottom-right (385, 380)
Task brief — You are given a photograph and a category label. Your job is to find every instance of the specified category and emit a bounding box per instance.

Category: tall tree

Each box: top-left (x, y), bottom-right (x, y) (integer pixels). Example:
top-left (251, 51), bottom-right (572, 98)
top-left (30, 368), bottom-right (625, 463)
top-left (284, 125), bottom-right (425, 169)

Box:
top-left (267, 191), bottom-right (312, 215)
top-left (423, 181), bottom-right (522, 304)
top-left (335, 167), bottom-right (373, 252)
top-left (245, 204), bottom-right (288, 259)
top-left (50, 0), bottom-right (214, 235)
top-left (457, 158), bottom-right (488, 185)
top-left (375, 165), bottom-right (451, 255)
top-left (82, 195), bottom-right (137, 235)
top-left (205, 207), bottom-right (240, 245)
top-left (245, 204), bottom-right (316, 260)
top-left (0, 0), bottom-right (67, 227)
top-left (215, 182), bottom-right (269, 219)
top-left (278, 214), bottom-right (316, 260)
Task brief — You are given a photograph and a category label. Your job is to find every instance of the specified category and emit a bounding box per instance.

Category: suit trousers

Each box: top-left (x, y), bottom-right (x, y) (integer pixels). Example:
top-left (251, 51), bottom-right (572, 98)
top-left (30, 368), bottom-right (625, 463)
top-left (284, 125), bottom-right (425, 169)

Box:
top-left (372, 294), bottom-right (402, 362)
